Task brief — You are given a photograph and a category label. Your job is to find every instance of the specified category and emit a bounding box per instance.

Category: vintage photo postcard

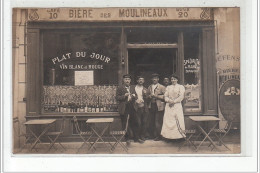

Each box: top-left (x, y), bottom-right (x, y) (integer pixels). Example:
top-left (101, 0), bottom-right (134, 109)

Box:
top-left (12, 7), bottom-right (240, 154)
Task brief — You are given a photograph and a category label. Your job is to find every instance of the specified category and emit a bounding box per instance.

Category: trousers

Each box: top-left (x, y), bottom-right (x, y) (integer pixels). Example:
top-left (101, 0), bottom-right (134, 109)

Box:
top-left (149, 102), bottom-right (164, 138)
top-left (120, 103), bottom-right (134, 140)
top-left (134, 107), bottom-right (149, 139)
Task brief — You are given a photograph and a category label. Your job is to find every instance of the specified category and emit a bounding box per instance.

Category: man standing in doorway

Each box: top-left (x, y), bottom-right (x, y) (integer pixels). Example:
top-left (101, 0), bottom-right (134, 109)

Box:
top-left (163, 76), bottom-right (170, 87)
top-left (132, 76), bottom-right (149, 142)
top-left (147, 73), bottom-right (166, 141)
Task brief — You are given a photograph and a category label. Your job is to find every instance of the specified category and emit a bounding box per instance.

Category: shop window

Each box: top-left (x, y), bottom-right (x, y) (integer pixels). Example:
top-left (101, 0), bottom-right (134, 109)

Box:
top-left (183, 32), bottom-right (202, 113)
top-left (41, 31), bottom-right (120, 114)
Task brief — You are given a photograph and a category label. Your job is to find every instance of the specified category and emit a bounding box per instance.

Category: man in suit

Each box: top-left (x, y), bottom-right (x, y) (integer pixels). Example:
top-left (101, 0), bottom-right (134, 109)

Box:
top-left (131, 76), bottom-right (149, 141)
top-left (116, 74), bottom-right (143, 143)
top-left (147, 73), bottom-right (166, 141)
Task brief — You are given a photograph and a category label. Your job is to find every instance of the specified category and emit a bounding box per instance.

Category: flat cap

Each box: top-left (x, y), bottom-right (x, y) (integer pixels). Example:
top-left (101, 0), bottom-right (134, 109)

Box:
top-left (151, 73), bottom-right (159, 78)
top-left (123, 74), bottom-right (131, 79)
top-left (136, 75), bottom-right (145, 80)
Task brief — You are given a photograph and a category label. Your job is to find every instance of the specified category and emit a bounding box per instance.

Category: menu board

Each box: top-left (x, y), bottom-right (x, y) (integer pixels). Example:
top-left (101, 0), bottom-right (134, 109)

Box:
top-left (75, 71), bottom-right (94, 85)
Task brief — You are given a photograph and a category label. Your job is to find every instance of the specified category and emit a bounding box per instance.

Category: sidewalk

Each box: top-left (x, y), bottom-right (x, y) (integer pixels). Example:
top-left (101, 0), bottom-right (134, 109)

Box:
top-left (14, 139), bottom-right (240, 154)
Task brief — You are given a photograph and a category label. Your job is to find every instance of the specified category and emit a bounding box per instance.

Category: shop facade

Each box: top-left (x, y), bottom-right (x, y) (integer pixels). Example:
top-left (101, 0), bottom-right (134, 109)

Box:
top-left (12, 8), bottom-right (240, 146)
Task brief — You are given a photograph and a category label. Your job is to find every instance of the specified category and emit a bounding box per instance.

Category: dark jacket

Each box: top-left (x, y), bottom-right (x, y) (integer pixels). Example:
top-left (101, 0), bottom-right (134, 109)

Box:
top-left (116, 84), bottom-right (135, 115)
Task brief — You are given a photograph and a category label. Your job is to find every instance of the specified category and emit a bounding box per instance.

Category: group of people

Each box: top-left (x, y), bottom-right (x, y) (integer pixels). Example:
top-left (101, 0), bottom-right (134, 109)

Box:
top-left (116, 73), bottom-right (186, 144)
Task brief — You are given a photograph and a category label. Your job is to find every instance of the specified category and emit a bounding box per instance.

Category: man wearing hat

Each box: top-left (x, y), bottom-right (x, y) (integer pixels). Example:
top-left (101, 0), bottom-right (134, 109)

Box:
top-left (116, 74), bottom-right (142, 143)
top-left (131, 76), bottom-right (149, 141)
top-left (147, 73), bottom-right (166, 141)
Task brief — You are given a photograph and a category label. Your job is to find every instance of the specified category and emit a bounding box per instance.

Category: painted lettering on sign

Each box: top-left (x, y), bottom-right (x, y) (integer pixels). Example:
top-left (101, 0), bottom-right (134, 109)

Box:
top-left (59, 64), bottom-right (104, 70)
top-left (184, 58), bottom-right (200, 73)
top-left (52, 53), bottom-right (72, 64)
top-left (216, 54), bottom-right (240, 62)
top-left (119, 8), bottom-right (168, 18)
top-left (28, 8), bottom-right (214, 21)
top-left (51, 52), bottom-right (111, 65)
top-left (69, 9), bottom-right (93, 18)
top-left (176, 8), bottom-right (190, 18)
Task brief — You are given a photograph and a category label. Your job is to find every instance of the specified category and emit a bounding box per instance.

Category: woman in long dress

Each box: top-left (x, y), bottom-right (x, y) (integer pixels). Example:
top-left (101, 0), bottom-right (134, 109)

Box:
top-left (161, 74), bottom-right (186, 140)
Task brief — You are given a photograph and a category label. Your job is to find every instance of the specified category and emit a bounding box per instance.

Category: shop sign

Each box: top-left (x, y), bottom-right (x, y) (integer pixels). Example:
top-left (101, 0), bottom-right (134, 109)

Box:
top-left (219, 79), bottom-right (240, 122)
top-left (28, 8), bottom-right (213, 22)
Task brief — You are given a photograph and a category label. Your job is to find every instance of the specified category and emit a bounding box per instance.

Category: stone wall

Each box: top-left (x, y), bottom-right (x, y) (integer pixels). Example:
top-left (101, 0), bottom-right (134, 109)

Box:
top-left (214, 8), bottom-right (240, 128)
top-left (13, 9), bottom-right (27, 149)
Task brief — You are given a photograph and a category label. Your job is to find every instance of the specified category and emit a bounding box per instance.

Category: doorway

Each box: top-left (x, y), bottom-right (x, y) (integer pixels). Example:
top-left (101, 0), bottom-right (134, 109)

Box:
top-left (128, 48), bottom-right (177, 88)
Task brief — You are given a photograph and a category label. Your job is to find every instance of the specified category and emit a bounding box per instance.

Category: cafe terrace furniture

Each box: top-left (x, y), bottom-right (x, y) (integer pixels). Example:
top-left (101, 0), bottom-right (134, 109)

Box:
top-left (175, 116), bottom-right (197, 151)
top-left (73, 116), bottom-right (94, 153)
top-left (209, 120), bottom-right (233, 151)
top-left (86, 118), bottom-right (114, 152)
top-left (24, 119), bottom-right (56, 151)
top-left (188, 116), bottom-right (221, 152)
top-left (110, 114), bottom-right (130, 153)
top-left (46, 116), bottom-right (66, 152)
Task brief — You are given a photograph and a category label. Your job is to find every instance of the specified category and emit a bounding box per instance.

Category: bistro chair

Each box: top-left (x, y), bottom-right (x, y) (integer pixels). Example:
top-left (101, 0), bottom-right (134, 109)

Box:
top-left (110, 114), bottom-right (130, 153)
top-left (175, 116), bottom-right (197, 151)
top-left (73, 116), bottom-right (94, 153)
top-left (209, 119), bottom-right (233, 151)
top-left (46, 116), bottom-right (66, 152)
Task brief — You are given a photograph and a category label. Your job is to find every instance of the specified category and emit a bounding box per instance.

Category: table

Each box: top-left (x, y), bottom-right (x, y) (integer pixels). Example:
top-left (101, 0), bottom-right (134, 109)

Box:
top-left (189, 116), bottom-right (221, 152)
top-left (86, 118), bottom-right (114, 152)
top-left (24, 119), bottom-right (56, 151)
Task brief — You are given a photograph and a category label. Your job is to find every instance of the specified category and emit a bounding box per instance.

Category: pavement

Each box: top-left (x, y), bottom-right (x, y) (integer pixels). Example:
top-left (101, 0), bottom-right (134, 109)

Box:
top-left (14, 139), bottom-right (240, 155)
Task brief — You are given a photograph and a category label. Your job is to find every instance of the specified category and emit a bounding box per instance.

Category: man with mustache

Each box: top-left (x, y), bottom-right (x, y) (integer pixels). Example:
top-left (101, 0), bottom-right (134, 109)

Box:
top-left (131, 76), bottom-right (149, 142)
top-left (147, 73), bottom-right (166, 141)
top-left (116, 74), bottom-right (143, 143)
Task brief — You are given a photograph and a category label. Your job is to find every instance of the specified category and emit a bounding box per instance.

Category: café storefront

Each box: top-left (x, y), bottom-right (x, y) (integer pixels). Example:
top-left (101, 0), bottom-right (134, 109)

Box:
top-left (21, 8), bottom-right (218, 140)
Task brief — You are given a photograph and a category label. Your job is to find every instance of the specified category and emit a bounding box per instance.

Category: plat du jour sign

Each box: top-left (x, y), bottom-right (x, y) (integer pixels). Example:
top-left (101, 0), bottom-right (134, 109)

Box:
top-left (27, 7), bottom-right (213, 21)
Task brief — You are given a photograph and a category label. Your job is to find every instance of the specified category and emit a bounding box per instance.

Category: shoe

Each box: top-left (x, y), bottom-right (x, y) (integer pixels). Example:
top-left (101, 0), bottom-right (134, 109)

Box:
top-left (126, 139), bottom-right (131, 145)
top-left (140, 137), bottom-right (146, 141)
top-left (153, 137), bottom-right (161, 141)
top-left (134, 139), bottom-right (145, 144)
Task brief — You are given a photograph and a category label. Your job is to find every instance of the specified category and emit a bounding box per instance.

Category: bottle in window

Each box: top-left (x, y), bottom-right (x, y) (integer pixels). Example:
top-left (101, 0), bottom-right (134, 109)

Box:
top-left (84, 103), bottom-right (88, 112)
top-left (67, 102), bottom-right (71, 112)
top-left (91, 104), bottom-right (95, 112)
top-left (100, 104), bottom-right (104, 112)
top-left (96, 103), bottom-right (100, 113)
top-left (87, 103), bottom-right (91, 112)
top-left (76, 103), bottom-right (80, 112)
top-left (103, 104), bottom-right (107, 112)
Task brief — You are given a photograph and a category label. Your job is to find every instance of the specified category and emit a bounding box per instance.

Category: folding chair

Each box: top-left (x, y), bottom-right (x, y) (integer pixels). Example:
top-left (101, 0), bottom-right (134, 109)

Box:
top-left (209, 120), bottom-right (233, 151)
top-left (73, 116), bottom-right (94, 153)
top-left (175, 116), bottom-right (197, 151)
top-left (110, 114), bottom-right (130, 152)
top-left (46, 116), bottom-right (66, 152)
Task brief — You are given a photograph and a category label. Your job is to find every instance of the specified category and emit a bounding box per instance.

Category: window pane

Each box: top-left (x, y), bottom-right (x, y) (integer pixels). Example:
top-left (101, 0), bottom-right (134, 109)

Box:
top-left (41, 30), bottom-right (120, 114)
top-left (43, 31), bottom-right (120, 85)
top-left (183, 32), bottom-right (202, 112)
